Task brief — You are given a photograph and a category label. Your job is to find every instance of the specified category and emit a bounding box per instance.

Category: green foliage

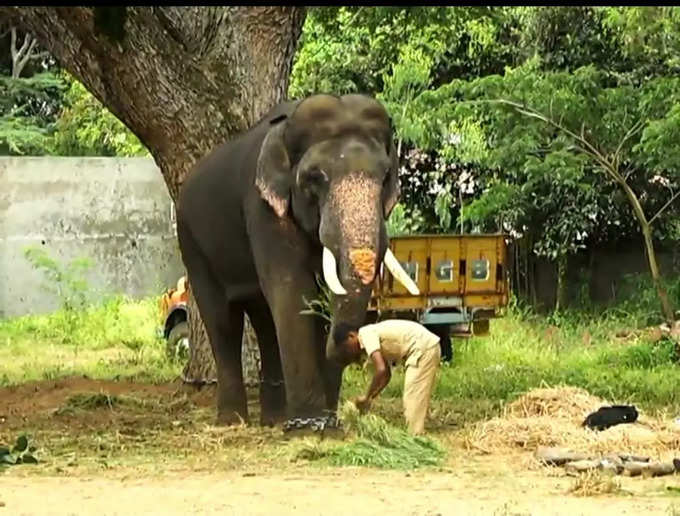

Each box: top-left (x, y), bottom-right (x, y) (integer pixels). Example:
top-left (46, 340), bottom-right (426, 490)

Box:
top-left (0, 28), bottom-right (146, 158)
top-left (385, 203), bottom-right (426, 237)
top-left (0, 295), bottom-right (177, 388)
top-left (23, 246), bottom-right (92, 318)
top-left (290, 7), bottom-right (517, 99)
top-left (301, 275), bottom-right (334, 327)
top-left (600, 7), bottom-right (680, 77)
top-left (0, 72), bottom-right (67, 155)
top-left (0, 434), bottom-right (38, 467)
top-left (3, 245), bottom-right (170, 384)
top-left (598, 339), bottom-right (678, 370)
top-left (611, 273), bottom-right (680, 326)
top-left (404, 65), bottom-right (680, 264)
top-left (51, 74), bottom-right (147, 157)
top-left (425, 308), bottom-right (679, 410)
top-left (290, 7), bottom-right (680, 275)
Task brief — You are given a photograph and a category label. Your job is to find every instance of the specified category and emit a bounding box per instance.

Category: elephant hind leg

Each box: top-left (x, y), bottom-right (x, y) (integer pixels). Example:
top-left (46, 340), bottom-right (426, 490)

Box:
top-left (177, 221), bottom-right (248, 425)
top-left (245, 299), bottom-right (287, 426)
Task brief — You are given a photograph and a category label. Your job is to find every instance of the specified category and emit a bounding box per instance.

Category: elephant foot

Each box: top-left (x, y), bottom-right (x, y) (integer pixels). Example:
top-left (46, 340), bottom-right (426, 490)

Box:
top-left (260, 410), bottom-right (287, 427)
top-left (259, 380), bottom-right (287, 427)
top-left (281, 412), bottom-right (344, 439)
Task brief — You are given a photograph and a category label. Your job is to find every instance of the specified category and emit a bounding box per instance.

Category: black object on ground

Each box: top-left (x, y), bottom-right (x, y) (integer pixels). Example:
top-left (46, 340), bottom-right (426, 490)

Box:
top-left (582, 405), bottom-right (639, 431)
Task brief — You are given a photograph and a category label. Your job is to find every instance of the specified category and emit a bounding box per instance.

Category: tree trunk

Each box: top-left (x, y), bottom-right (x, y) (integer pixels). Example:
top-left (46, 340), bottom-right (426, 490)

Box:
top-left (1, 7), bottom-right (307, 383)
top-left (618, 179), bottom-right (676, 324)
top-left (641, 225), bottom-right (675, 324)
top-left (555, 253), bottom-right (568, 312)
top-left (182, 289), bottom-right (216, 384)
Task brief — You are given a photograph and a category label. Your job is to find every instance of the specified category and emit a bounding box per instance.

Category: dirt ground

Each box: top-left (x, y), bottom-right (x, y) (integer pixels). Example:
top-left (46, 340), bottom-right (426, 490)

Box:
top-left (2, 378), bottom-right (679, 516)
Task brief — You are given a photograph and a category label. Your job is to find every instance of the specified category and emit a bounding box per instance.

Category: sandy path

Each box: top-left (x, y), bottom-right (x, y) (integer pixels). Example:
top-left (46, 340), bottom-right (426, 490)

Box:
top-left (2, 468), bottom-right (677, 516)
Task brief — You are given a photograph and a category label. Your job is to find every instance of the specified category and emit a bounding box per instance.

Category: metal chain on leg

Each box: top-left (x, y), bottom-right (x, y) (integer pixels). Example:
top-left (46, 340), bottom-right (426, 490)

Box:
top-left (282, 409), bottom-right (343, 433)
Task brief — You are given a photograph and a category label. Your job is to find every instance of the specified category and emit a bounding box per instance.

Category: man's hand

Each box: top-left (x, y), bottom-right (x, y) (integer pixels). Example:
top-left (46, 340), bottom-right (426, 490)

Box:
top-left (355, 350), bottom-right (391, 413)
top-left (353, 395), bottom-right (371, 414)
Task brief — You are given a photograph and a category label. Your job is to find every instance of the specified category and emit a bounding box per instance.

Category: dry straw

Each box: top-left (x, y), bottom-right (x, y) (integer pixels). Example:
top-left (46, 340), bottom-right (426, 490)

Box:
top-left (463, 385), bottom-right (680, 462)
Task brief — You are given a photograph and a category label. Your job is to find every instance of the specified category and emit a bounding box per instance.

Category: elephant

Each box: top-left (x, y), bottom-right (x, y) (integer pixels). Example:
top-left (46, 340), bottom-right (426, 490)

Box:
top-left (175, 93), bottom-right (419, 434)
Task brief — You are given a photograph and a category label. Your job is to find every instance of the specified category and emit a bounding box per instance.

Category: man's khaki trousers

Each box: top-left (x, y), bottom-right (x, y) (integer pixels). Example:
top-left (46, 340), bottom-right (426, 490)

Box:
top-left (403, 344), bottom-right (441, 435)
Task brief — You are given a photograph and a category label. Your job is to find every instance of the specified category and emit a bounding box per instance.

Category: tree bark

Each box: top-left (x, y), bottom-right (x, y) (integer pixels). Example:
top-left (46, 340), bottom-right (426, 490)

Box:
top-left (555, 252), bottom-right (568, 312)
top-left (1, 7), bottom-right (307, 383)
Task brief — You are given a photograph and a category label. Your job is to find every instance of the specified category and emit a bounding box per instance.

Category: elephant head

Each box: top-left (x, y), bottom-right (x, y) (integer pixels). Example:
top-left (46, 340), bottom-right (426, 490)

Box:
top-left (254, 94), bottom-right (419, 364)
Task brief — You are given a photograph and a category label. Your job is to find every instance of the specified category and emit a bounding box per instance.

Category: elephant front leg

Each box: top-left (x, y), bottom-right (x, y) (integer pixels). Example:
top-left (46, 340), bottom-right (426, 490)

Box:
top-left (247, 207), bottom-right (342, 437)
top-left (273, 294), bottom-right (340, 435)
top-left (255, 270), bottom-right (342, 436)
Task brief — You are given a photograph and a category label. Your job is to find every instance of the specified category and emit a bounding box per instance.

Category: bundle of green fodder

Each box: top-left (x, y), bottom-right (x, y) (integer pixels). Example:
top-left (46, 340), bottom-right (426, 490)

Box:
top-left (294, 401), bottom-right (446, 469)
top-left (464, 386), bottom-right (679, 461)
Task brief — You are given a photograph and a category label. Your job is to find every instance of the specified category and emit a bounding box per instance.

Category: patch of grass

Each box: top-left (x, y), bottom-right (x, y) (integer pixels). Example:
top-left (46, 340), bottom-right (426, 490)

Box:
top-left (64, 392), bottom-right (123, 410)
top-left (292, 402), bottom-right (445, 469)
top-left (598, 339), bottom-right (679, 370)
top-left (54, 392), bottom-right (155, 415)
top-left (567, 469), bottom-right (622, 497)
top-left (0, 295), bottom-right (181, 387)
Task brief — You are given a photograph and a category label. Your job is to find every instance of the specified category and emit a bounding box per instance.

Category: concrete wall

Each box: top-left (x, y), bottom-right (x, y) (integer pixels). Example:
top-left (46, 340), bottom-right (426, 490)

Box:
top-left (0, 157), bottom-right (185, 318)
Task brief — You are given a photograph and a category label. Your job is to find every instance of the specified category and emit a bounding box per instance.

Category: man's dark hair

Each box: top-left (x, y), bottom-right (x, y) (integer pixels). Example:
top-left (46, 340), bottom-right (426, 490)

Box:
top-left (333, 321), bottom-right (359, 346)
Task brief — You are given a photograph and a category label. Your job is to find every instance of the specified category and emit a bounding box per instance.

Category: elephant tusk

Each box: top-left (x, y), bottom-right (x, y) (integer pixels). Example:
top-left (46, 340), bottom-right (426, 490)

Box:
top-left (322, 247), bottom-right (348, 296)
top-left (383, 248), bottom-right (420, 296)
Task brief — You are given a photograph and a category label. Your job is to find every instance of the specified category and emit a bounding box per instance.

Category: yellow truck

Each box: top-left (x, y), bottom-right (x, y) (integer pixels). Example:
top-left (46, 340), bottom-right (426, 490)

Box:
top-left (367, 233), bottom-right (510, 361)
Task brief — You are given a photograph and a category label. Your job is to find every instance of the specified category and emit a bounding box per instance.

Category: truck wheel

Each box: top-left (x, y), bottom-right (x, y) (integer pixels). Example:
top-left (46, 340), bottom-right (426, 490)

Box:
top-left (167, 321), bottom-right (190, 361)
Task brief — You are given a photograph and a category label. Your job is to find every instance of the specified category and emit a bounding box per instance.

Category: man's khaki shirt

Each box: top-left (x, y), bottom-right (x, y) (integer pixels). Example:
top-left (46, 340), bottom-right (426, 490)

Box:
top-left (357, 319), bottom-right (440, 367)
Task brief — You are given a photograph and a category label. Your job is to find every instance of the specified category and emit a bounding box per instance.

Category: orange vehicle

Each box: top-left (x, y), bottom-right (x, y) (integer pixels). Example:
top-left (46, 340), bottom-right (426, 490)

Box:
top-left (159, 276), bottom-right (190, 358)
top-left (161, 233), bottom-right (510, 362)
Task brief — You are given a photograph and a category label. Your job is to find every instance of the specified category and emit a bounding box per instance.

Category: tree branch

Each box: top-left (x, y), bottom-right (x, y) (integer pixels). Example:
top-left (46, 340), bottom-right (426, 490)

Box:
top-left (9, 26), bottom-right (17, 60)
top-left (14, 34), bottom-right (38, 78)
top-left (488, 99), bottom-right (623, 183)
top-left (649, 189), bottom-right (680, 226)
top-left (613, 119), bottom-right (644, 167)
top-left (29, 50), bottom-right (50, 61)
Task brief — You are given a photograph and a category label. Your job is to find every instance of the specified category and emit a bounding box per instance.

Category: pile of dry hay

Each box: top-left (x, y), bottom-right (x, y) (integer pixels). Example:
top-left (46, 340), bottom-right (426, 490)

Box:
top-left (464, 386), bottom-right (680, 462)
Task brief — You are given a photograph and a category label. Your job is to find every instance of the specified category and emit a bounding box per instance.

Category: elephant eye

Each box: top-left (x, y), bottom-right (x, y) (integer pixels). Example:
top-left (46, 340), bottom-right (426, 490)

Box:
top-left (307, 168), bottom-right (328, 186)
top-left (300, 168), bottom-right (328, 197)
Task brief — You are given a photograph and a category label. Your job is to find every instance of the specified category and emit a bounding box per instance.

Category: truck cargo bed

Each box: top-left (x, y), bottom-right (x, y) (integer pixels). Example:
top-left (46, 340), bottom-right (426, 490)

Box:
top-left (369, 233), bottom-right (509, 328)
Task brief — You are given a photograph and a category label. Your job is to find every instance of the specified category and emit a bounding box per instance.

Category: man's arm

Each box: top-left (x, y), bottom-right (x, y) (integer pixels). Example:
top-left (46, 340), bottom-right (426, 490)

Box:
top-left (355, 350), bottom-right (391, 413)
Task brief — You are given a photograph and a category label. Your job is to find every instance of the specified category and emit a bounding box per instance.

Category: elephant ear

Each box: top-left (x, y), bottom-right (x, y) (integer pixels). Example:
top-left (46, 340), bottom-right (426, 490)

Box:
top-left (255, 117), bottom-right (292, 218)
top-left (383, 139), bottom-right (401, 218)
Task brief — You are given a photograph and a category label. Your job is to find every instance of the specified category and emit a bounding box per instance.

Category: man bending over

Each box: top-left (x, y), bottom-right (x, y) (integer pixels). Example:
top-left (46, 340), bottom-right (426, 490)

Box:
top-left (333, 319), bottom-right (442, 435)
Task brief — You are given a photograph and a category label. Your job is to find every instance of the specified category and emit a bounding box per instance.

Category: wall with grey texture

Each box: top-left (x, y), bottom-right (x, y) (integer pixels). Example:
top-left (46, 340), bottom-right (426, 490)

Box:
top-left (0, 157), bottom-right (185, 318)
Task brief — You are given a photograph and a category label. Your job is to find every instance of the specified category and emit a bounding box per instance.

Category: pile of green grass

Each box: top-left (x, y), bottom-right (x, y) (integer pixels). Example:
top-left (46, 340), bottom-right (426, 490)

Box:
top-left (293, 402), bottom-right (446, 470)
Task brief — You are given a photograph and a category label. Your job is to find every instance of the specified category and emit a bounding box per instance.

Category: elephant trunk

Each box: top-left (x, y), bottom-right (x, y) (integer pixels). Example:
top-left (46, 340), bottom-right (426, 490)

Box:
top-left (319, 172), bottom-right (385, 365)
